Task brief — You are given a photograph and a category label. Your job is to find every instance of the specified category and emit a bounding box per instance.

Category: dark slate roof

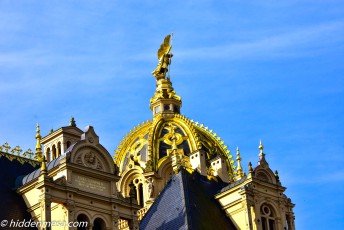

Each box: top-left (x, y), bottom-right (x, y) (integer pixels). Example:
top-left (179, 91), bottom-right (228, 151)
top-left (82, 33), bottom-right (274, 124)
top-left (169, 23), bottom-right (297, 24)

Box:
top-left (218, 176), bottom-right (247, 194)
top-left (140, 169), bottom-right (237, 230)
top-left (19, 143), bottom-right (76, 187)
top-left (0, 153), bottom-right (39, 229)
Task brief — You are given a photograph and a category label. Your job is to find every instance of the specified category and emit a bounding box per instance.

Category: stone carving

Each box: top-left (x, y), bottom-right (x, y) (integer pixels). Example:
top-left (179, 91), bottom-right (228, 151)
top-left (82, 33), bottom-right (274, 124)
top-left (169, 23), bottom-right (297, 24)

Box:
top-left (144, 160), bottom-right (153, 173)
top-left (54, 176), bottom-right (67, 186)
top-left (76, 155), bottom-right (82, 165)
top-left (147, 177), bottom-right (154, 199)
top-left (75, 175), bottom-right (106, 193)
top-left (75, 150), bottom-right (104, 171)
top-left (84, 151), bottom-right (96, 166)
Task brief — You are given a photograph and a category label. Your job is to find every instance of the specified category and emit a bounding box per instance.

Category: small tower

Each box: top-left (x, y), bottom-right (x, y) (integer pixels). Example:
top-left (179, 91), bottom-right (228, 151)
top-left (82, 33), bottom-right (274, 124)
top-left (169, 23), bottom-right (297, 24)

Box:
top-left (215, 141), bottom-right (296, 230)
top-left (41, 117), bottom-right (83, 161)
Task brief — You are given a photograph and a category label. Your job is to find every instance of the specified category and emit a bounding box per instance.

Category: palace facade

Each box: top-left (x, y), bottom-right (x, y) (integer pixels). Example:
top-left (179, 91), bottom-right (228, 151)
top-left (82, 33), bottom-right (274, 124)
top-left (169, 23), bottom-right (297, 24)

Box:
top-left (0, 35), bottom-right (295, 230)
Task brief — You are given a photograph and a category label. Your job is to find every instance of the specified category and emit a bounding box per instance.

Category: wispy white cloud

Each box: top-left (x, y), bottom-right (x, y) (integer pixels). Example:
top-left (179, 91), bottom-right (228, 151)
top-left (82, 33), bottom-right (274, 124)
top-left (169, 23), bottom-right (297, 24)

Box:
top-left (284, 170), bottom-right (344, 185)
top-left (175, 21), bottom-right (344, 60)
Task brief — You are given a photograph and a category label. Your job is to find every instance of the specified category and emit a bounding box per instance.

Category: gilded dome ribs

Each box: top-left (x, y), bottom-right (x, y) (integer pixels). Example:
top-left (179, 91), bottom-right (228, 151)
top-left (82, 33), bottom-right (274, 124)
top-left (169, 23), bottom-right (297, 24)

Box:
top-left (114, 120), bottom-right (152, 170)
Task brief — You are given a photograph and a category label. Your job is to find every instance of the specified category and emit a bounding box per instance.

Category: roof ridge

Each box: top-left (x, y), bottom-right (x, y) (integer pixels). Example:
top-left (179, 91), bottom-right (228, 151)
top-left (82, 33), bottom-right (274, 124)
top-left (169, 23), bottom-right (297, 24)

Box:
top-left (0, 151), bottom-right (39, 167)
top-left (180, 169), bottom-right (192, 229)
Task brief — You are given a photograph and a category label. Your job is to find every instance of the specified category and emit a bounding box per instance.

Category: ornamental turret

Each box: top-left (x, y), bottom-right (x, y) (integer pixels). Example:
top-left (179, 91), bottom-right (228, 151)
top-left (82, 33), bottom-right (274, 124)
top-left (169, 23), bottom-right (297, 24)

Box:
top-left (150, 34), bottom-right (182, 117)
top-left (115, 35), bottom-right (236, 209)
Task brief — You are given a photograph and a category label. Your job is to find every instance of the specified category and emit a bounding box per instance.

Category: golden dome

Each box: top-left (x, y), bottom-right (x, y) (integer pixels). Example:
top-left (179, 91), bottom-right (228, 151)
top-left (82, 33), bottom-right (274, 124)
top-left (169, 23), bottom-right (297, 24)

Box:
top-left (114, 100), bottom-right (236, 178)
top-left (115, 113), bottom-right (235, 174)
top-left (114, 35), bottom-right (235, 180)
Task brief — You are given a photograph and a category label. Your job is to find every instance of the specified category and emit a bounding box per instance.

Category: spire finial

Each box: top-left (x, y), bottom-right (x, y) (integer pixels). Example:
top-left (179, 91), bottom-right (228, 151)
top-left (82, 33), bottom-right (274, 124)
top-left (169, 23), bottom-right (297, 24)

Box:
top-left (150, 35), bottom-right (181, 117)
top-left (259, 139), bottom-right (264, 152)
top-left (35, 123), bottom-right (42, 155)
top-left (235, 147), bottom-right (244, 180)
top-left (248, 162), bottom-right (253, 173)
top-left (70, 117), bottom-right (76, 127)
top-left (275, 170), bottom-right (280, 182)
top-left (40, 155), bottom-right (47, 175)
top-left (258, 139), bottom-right (268, 167)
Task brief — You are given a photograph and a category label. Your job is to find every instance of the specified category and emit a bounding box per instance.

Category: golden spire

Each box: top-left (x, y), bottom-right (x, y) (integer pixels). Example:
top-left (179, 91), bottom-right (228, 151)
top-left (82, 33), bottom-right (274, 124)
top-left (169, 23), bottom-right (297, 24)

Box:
top-left (35, 123), bottom-right (45, 162)
top-left (35, 123), bottom-right (42, 154)
top-left (150, 34), bottom-right (181, 117)
top-left (235, 147), bottom-right (244, 179)
top-left (259, 139), bottom-right (264, 153)
top-left (258, 139), bottom-right (268, 167)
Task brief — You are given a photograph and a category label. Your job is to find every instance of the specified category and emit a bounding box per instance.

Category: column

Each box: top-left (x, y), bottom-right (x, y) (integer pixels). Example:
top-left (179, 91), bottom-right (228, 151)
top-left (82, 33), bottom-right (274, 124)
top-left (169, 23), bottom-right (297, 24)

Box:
top-left (39, 198), bottom-right (51, 230)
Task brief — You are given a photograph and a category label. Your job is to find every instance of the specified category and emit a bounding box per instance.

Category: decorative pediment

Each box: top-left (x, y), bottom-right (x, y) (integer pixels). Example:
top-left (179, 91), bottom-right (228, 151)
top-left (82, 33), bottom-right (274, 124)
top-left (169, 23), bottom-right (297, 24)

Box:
top-left (253, 167), bottom-right (277, 184)
top-left (81, 126), bottom-right (100, 145)
top-left (67, 126), bottom-right (115, 174)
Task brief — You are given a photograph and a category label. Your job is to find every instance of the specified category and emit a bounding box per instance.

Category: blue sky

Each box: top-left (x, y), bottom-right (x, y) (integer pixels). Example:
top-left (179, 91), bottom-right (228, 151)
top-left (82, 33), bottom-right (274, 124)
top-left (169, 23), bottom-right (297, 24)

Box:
top-left (0, 1), bottom-right (343, 229)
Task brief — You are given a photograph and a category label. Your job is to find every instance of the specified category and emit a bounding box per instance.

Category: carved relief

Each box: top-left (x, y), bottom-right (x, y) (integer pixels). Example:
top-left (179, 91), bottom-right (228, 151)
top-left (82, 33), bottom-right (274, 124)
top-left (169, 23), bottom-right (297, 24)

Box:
top-left (76, 155), bottom-right (82, 165)
top-left (84, 151), bottom-right (96, 167)
top-left (75, 150), bottom-right (104, 171)
top-left (54, 176), bottom-right (67, 186)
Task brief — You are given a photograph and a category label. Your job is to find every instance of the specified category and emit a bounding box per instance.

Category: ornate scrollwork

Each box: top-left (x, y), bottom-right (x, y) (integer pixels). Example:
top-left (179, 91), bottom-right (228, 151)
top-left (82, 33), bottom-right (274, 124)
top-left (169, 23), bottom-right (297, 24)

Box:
top-left (2, 142), bottom-right (11, 153)
top-left (129, 138), bottom-right (147, 169)
top-left (23, 149), bottom-right (34, 159)
top-left (163, 123), bottom-right (183, 150)
top-left (11, 146), bottom-right (22, 156)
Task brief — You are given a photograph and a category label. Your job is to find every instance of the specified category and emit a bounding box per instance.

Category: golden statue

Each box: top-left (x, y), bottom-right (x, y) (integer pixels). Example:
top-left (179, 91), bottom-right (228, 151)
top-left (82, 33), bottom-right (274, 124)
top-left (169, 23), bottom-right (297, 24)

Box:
top-left (152, 34), bottom-right (173, 80)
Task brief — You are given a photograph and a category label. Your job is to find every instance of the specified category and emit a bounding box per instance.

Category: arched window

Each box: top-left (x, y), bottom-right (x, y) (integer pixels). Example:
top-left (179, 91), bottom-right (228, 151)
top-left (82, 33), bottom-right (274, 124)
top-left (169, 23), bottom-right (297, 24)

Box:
top-left (46, 148), bottom-right (51, 162)
top-left (52, 145), bottom-right (56, 160)
top-left (260, 204), bottom-right (276, 230)
top-left (285, 214), bottom-right (293, 230)
top-left (66, 141), bottom-right (71, 149)
top-left (138, 183), bottom-right (144, 207)
top-left (128, 177), bottom-right (144, 206)
top-left (76, 214), bottom-right (89, 230)
top-left (57, 142), bottom-right (62, 157)
top-left (93, 218), bottom-right (106, 230)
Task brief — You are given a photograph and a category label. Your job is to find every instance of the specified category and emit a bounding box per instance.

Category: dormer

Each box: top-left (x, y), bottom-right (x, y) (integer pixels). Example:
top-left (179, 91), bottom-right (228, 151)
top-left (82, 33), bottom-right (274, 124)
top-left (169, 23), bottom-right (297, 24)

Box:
top-left (189, 150), bottom-right (207, 176)
top-left (209, 155), bottom-right (229, 182)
